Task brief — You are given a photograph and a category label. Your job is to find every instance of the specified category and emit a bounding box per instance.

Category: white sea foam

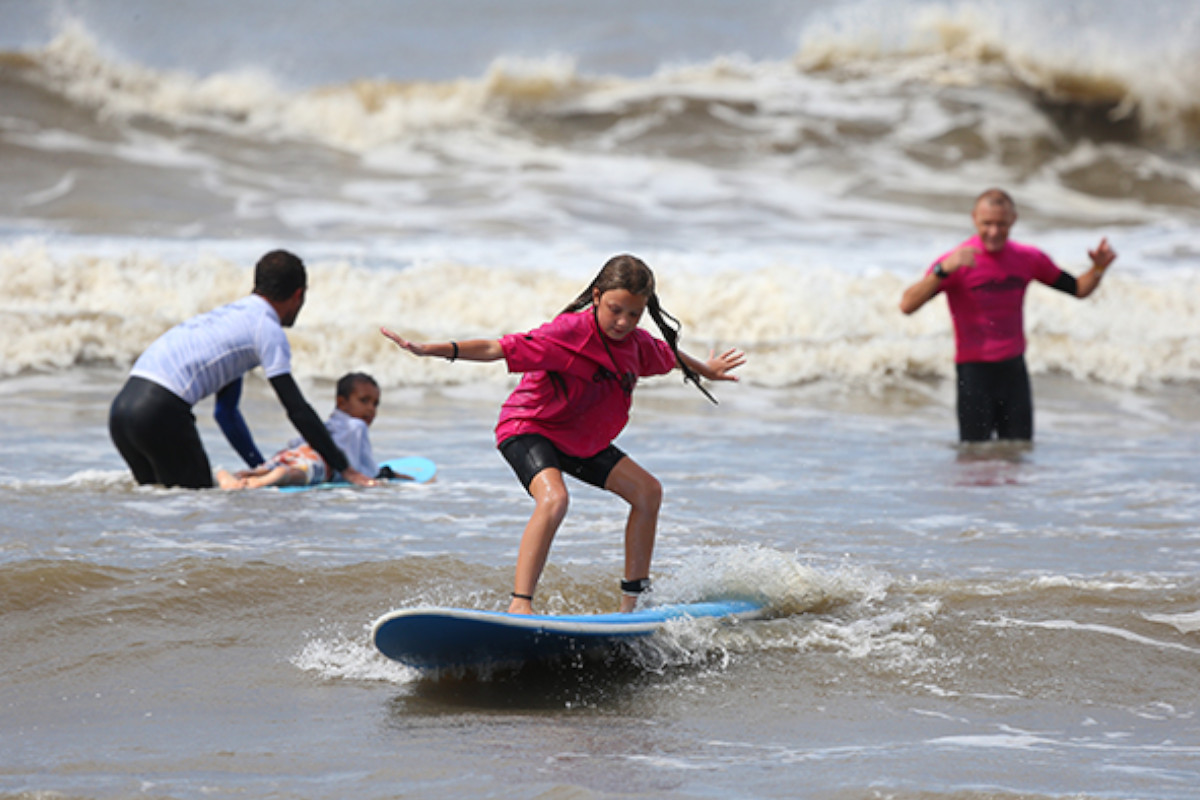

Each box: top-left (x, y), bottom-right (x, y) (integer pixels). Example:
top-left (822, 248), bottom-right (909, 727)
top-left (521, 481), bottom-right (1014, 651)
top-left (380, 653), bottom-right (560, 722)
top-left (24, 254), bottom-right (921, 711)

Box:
top-left (8, 469), bottom-right (133, 490)
top-left (1027, 574), bottom-right (1178, 593)
top-left (291, 632), bottom-right (419, 684)
top-left (928, 731), bottom-right (1059, 751)
top-left (653, 545), bottom-right (891, 612)
top-left (982, 617), bottom-right (1200, 655)
top-left (3, 240), bottom-right (1197, 389)
top-left (1143, 610), bottom-right (1200, 635)
top-left (607, 546), bottom-right (953, 674)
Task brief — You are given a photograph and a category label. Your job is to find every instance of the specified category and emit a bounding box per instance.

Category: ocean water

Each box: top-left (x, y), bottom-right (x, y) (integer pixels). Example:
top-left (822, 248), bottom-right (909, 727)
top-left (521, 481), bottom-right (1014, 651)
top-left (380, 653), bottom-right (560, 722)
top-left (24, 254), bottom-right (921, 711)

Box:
top-left (2, 1), bottom-right (1199, 798)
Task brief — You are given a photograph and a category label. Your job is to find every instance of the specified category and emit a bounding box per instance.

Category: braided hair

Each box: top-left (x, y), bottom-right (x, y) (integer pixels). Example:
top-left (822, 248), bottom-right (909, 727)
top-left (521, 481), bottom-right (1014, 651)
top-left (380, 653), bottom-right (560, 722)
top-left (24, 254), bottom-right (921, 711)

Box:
top-left (564, 254), bottom-right (716, 404)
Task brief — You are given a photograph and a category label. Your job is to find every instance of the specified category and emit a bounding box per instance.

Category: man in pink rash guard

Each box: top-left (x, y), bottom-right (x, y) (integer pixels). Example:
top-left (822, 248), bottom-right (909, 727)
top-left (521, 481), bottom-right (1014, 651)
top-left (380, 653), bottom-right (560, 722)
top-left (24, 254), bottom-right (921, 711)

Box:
top-left (900, 188), bottom-right (1117, 442)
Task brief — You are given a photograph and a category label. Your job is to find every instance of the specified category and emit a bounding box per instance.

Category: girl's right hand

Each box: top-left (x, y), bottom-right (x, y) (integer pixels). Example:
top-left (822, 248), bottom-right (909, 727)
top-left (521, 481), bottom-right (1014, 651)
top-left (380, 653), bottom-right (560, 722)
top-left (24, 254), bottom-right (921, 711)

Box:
top-left (380, 327), bottom-right (429, 357)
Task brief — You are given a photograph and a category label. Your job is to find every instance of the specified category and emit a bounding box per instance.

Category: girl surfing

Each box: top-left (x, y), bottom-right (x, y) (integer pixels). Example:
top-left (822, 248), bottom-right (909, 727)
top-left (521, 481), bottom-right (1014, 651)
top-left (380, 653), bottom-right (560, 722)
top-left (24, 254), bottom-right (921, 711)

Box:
top-left (382, 254), bottom-right (744, 614)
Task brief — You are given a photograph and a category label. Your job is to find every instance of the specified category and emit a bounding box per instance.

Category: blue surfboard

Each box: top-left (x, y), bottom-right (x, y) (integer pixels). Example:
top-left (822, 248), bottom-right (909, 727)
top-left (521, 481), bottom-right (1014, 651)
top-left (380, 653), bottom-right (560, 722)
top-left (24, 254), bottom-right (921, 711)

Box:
top-left (277, 456), bottom-right (436, 493)
top-left (371, 600), bottom-right (765, 669)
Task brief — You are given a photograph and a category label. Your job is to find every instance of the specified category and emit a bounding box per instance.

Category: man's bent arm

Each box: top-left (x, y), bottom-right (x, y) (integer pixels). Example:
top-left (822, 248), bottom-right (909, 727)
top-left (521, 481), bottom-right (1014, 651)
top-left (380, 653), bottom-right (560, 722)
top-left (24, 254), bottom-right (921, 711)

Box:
top-left (900, 247), bottom-right (976, 315)
top-left (269, 373), bottom-right (350, 474)
top-left (214, 378), bottom-right (265, 467)
top-left (900, 272), bottom-right (941, 315)
top-left (1072, 265), bottom-right (1109, 299)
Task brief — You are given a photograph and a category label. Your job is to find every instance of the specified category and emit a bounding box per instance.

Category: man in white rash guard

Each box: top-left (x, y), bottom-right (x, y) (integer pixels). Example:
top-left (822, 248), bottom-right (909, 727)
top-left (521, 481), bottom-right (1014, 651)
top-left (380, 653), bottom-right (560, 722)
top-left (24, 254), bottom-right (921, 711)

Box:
top-left (108, 249), bottom-right (374, 489)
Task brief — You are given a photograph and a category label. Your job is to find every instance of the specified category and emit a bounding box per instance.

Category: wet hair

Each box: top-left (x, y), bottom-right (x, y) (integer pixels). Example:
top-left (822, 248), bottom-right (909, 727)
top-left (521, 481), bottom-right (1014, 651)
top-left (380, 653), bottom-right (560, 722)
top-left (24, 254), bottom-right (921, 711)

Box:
top-left (563, 254), bottom-right (716, 404)
top-left (975, 187), bottom-right (1016, 213)
top-left (253, 250), bottom-right (307, 302)
top-left (336, 371), bottom-right (378, 399)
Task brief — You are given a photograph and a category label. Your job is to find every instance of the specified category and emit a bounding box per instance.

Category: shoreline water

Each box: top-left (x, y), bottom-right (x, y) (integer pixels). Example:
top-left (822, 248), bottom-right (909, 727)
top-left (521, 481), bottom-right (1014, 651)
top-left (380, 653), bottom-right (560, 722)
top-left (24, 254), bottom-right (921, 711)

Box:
top-left (4, 364), bottom-right (1199, 798)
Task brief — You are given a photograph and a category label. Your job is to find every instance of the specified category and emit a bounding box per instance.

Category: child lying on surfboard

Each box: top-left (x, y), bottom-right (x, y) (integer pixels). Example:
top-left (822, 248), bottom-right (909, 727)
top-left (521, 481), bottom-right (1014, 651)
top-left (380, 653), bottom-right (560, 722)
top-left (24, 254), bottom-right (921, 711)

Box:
top-left (382, 254), bottom-right (744, 614)
top-left (217, 372), bottom-right (384, 490)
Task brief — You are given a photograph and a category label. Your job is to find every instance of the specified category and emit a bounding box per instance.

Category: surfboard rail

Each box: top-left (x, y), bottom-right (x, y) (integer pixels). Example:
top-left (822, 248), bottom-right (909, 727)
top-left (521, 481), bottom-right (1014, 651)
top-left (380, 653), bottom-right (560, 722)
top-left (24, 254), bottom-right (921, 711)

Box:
top-left (372, 600), bottom-right (764, 669)
top-left (277, 456), bottom-right (436, 492)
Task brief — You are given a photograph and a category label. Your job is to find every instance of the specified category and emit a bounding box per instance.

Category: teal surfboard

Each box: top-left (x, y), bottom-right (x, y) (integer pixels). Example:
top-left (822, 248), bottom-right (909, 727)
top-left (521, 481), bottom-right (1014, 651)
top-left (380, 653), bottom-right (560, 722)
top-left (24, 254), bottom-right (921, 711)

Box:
top-left (371, 600), bottom-right (765, 669)
top-left (277, 456), bottom-right (436, 492)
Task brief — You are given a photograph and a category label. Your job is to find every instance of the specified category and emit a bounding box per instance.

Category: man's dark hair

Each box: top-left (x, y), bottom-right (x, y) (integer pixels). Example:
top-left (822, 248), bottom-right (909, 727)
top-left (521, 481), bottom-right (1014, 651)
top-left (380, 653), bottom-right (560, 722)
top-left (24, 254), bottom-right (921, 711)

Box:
top-left (253, 250), bottom-right (307, 301)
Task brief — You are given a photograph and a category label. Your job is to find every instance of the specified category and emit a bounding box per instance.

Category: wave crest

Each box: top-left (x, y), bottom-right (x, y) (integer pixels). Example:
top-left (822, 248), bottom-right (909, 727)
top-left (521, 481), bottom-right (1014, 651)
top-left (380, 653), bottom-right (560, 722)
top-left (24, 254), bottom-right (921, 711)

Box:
top-left (796, 4), bottom-right (1200, 148)
top-left (11, 22), bottom-right (602, 152)
top-left (16, 11), bottom-right (1198, 157)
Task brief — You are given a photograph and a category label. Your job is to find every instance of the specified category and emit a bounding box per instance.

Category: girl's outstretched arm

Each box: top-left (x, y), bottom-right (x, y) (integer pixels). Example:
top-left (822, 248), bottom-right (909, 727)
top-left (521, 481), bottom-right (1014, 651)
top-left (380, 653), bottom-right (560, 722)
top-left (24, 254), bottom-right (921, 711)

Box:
top-left (677, 348), bottom-right (745, 382)
top-left (380, 327), bottom-right (505, 362)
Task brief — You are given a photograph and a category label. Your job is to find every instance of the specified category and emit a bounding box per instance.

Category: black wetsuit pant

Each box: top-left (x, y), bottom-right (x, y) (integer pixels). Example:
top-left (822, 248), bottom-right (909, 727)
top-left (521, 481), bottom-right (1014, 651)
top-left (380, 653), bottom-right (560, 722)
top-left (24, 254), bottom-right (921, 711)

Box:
top-left (955, 355), bottom-right (1033, 442)
top-left (499, 434), bottom-right (626, 493)
top-left (109, 376), bottom-right (215, 488)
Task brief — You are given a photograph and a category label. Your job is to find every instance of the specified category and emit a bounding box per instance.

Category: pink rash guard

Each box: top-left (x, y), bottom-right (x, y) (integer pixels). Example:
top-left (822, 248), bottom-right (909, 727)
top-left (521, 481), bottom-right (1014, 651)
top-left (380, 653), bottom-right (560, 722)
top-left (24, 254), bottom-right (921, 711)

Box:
top-left (495, 310), bottom-right (678, 458)
top-left (930, 235), bottom-right (1064, 363)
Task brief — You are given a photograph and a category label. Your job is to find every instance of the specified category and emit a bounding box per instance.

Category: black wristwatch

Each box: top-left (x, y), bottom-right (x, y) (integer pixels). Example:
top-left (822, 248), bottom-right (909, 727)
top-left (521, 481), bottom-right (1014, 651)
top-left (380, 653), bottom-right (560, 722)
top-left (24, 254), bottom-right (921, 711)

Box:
top-left (933, 261), bottom-right (949, 279)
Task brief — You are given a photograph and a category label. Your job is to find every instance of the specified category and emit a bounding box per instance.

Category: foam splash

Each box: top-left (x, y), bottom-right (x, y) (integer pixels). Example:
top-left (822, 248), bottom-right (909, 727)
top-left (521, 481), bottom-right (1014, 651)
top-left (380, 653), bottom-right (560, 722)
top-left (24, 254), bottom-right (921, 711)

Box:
top-left (635, 547), bottom-right (947, 675)
top-left (653, 545), bottom-right (891, 616)
top-left (291, 631), bottom-right (418, 684)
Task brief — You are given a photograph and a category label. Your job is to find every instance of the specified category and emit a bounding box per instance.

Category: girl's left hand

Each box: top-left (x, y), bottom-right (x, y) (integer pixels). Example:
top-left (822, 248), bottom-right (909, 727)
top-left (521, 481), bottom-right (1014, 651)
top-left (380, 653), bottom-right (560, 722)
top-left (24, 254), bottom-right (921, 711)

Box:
top-left (706, 348), bottom-right (746, 381)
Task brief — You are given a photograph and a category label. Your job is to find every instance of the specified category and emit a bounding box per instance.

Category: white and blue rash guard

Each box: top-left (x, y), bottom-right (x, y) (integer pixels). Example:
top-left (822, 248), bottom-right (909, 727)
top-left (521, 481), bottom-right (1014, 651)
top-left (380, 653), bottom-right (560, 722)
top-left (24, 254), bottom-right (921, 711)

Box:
top-left (131, 294), bottom-right (347, 472)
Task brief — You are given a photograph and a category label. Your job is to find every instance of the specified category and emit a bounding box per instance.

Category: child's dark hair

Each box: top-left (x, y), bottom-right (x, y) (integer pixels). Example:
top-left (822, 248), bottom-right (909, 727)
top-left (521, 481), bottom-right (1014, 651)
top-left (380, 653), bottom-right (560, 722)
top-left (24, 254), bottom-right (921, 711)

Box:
top-left (336, 371), bottom-right (378, 399)
top-left (564, 254), bottom-right (716, 404)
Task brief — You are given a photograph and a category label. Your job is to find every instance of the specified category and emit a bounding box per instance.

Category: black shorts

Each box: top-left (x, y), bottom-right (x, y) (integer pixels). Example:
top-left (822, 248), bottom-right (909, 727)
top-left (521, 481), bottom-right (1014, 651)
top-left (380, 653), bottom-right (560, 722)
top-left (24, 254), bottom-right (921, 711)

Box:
top-left (109, 376), bottom-right (214, 488)
top-left (499, 434), bottom-right (626, 493)
top-left (955, 355), bottom-right (1033, 442)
